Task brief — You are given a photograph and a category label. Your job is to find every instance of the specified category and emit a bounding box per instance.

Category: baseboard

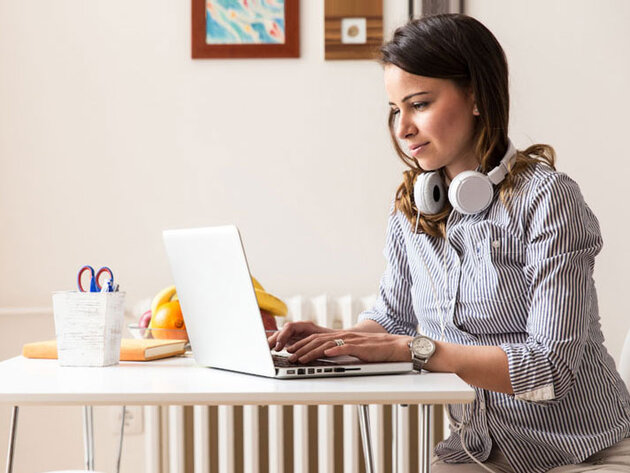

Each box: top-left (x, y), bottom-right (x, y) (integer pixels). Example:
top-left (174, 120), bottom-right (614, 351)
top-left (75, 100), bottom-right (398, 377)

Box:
top-left (0, 307), bottom-right (52, 316)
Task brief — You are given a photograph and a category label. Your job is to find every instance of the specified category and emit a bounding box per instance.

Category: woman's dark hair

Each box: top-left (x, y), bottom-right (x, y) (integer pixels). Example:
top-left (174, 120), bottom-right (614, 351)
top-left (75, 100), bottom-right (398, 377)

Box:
top-left (381, 14), bottom-right (555, 238)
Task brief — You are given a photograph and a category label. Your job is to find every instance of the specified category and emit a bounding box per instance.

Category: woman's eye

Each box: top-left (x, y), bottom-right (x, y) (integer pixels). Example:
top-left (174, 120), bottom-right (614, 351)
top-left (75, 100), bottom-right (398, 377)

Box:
top-left (390, 109), bottom-right (400, 116)
top-left (413, 102), bottom-right (429, 110)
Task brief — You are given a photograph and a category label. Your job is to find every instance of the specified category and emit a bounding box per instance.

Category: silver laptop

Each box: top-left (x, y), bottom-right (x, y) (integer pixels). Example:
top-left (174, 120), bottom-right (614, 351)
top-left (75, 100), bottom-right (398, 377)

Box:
top-left (162, 225), bottom-right (413, 379)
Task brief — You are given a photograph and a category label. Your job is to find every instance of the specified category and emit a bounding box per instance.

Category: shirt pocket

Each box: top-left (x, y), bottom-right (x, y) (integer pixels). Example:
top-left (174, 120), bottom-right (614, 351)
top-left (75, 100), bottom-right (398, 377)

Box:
top-left (471, 226), bottom-right (529, 303)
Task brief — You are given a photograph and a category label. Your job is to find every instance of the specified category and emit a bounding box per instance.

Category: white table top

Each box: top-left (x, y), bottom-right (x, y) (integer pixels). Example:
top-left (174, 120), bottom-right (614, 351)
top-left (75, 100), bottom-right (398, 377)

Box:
top-left (0, 355), bottom-right (475, 406)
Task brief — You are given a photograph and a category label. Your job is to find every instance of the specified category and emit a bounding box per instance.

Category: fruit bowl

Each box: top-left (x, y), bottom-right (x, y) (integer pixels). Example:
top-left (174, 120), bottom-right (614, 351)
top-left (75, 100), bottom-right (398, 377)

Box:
top-left (127, 324), bottom-right (190, 350)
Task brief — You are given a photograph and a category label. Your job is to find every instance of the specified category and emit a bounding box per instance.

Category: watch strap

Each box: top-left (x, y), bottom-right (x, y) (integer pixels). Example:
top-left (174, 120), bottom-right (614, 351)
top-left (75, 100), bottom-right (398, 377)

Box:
top-left (411, 357), bottom-right (428, 372)
top-left (408, 337), bottom-right (435, 373)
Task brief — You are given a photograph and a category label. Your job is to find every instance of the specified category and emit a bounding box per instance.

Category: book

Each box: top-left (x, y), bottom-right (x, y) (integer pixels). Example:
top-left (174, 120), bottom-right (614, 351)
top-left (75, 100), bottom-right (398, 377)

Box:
top-left (22, 338), bottom-right (187, 362)
top-left (119, 338), bottom-right (187, 361)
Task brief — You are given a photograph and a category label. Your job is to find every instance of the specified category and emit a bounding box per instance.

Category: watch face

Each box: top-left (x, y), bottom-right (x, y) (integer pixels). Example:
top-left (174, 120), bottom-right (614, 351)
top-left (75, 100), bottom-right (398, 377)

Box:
top-left (412, 337), bottom-right (435, 357)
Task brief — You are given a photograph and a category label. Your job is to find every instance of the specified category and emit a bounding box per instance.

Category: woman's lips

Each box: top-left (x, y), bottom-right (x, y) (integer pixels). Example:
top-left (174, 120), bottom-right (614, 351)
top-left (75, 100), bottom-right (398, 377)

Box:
top-left (410, 142), bottom-right (430, 157)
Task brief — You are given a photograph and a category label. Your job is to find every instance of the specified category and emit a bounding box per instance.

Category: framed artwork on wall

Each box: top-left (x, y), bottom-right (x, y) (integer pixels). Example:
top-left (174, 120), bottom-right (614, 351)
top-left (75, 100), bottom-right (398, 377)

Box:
top-left (191, 0), bottom-right (300, 59)
top-left (324, 0), bottom-right (383, 60)
top-left (409, 0), bottom-right (463, 19)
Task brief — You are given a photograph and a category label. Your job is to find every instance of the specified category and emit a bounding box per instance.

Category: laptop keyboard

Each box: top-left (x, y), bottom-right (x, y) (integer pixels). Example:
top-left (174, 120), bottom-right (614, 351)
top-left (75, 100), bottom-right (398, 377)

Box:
top-left (272, 354), bottom-right (337, 368)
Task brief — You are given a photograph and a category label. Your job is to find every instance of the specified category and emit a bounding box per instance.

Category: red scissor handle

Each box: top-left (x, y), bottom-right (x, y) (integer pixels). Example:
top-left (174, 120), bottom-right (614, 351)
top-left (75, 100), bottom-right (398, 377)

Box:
top-left (77, 265), bottom-right (114, 292)
top-left (95, 266), bottom-right (114, 291)
top-left (77, 265), bottom-right (95, 292)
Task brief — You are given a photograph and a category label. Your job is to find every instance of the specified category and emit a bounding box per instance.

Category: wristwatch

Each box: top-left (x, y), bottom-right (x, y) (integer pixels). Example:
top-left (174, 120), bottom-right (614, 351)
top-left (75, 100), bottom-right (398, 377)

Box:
top-left (408, 335), bottom-right (436, 372)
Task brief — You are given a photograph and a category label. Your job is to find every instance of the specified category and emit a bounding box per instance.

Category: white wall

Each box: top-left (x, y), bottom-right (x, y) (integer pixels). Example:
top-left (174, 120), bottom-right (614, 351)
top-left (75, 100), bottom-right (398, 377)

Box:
top-left (0, 0), bottom-right (408, 310)
top-left (466, 0), bottom-right (630, 358)
top-left (1, 1), bottom-right (629, 471)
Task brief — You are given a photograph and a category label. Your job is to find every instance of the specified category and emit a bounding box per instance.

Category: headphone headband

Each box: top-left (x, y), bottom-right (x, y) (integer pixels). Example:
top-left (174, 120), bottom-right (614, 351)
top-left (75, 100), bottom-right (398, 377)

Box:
top-left (487, 140), bottom-right (517, 185)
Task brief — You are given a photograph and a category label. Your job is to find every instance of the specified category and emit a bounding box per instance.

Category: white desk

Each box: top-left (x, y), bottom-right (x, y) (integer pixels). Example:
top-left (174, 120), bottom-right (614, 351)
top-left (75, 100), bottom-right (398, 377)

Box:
top-left (0, 355), bottom-right (475, 472)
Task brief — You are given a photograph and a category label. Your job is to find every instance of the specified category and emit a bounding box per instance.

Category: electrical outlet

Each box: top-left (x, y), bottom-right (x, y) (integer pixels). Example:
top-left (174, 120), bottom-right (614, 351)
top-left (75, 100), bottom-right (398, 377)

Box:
top-left (110, 406), bottom-right (143, 435)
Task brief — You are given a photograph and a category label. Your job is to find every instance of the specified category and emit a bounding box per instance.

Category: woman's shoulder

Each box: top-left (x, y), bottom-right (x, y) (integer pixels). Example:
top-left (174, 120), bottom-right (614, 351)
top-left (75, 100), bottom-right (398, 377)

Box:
top-left (509, 161), bottom-right (598, 240)
top-left (514, 159), bottom-right (558, 184)
top-left (388, 199), bottom-right (409, 233)
top-left (512, 160), bottom-right (583, 201)
top-left (387, 198), bottom-right (419, 241)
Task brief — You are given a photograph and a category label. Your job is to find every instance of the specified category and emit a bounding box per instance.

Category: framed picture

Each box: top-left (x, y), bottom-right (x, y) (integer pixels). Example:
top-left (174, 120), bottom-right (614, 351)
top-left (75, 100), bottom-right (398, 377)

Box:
top-left (409, 0), bottom-right (463, 19)
top-left (191, 0), bottom-right (300, 59)
top-left (324, 0), bottom-right (383, 60)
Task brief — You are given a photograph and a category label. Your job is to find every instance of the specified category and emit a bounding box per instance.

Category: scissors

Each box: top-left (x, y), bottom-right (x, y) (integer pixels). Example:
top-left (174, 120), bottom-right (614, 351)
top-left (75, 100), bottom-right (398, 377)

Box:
top-left (77, 265), bottom-right (116, 292)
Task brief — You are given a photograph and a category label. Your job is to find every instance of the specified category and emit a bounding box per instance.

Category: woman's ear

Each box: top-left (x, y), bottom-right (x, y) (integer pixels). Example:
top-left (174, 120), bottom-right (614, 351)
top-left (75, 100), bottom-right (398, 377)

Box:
top-left (467, 88), bottom-right (480, 116)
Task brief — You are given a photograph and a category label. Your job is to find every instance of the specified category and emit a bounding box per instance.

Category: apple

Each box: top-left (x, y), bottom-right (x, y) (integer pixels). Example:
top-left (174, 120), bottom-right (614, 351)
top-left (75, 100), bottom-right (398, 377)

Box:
top-left (139, 310), bottom-right (152, 328)
top-left (260, 309), bottom-right (278, 331)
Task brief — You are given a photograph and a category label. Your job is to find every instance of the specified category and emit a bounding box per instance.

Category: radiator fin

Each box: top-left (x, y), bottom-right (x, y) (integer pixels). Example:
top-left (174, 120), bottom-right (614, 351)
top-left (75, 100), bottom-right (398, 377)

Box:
top-left (156, 294), bottom-right (446, 473)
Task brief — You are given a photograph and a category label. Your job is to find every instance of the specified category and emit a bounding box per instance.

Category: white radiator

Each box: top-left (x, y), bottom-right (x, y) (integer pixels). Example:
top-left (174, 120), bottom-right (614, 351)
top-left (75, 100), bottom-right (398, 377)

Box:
top-left (146, 295), bottom-right (448, 473)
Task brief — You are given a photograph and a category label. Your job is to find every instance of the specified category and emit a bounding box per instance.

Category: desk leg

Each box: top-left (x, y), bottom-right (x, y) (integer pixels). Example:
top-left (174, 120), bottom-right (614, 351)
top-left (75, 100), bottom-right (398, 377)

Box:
top-left (83, 406), bottom-right (95, 470)
top-left (421, 404), bottom-right (432, 473)
top-left (5, 405), bottom-right (18, 473)
top-left (393, 404), bottom-right (398, 473)
top-left (357, 405), bottom-right (374, 473)
top-left (88, 406), bottom-right (95, 470)
top-left (116, 406), bottom-right (126, 473)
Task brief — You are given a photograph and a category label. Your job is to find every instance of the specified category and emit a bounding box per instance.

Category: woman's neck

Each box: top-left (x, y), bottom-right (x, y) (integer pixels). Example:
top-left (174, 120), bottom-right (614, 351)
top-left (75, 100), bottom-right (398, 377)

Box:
top-left (443, 160), bottom-right (481, 183)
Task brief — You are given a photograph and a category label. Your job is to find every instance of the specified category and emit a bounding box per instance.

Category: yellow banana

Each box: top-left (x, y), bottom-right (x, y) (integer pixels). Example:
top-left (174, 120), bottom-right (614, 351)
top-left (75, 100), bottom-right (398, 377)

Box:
top-left (151, 285), bottom-right (177, 315)
top-left (251, 276), bottom-right (264, 291)
top-left (254, 288), bottom-right (287, 316)
top-left (151, 278), bottom-right (283, 318)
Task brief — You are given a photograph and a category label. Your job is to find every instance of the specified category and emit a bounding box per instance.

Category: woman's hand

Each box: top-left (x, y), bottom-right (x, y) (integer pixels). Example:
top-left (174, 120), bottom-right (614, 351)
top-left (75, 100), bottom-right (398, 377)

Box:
top-left (267, 321), bottom-right (335, 352)
top-left (285, 331), bottom-right (414, 364)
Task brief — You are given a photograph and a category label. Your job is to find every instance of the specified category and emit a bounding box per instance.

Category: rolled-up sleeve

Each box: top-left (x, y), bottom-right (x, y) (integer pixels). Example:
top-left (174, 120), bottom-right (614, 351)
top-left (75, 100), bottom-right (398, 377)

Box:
top-left (500, 172), bottom-right (603, 404)
top-left (358, 206), bottom-right (418, 337)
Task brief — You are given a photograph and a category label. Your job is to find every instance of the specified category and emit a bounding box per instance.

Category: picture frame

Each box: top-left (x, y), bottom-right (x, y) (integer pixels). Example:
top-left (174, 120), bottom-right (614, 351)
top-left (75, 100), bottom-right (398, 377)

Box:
top-left (324, 0), bottom-right (383, 60)
top-left (191, 0), bottom-right (300, 59)
top-left (409, 0), bottom-right (463, 19)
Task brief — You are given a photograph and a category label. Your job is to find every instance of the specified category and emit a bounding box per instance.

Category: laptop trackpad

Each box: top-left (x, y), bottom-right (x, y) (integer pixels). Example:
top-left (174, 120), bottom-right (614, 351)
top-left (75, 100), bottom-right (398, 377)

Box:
top-left (317, 355), bottom-right (362, 364)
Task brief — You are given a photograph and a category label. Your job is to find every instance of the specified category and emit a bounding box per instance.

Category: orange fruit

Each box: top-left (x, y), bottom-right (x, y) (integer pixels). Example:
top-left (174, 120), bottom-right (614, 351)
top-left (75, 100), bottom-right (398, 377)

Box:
top-left (149, 300), bottom-right (188, 340)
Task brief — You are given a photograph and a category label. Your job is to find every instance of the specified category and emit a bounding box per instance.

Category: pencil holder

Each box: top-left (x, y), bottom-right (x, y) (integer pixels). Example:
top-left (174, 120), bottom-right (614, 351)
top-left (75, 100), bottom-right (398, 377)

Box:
top-left (52, 291), bottom-right (126, 367)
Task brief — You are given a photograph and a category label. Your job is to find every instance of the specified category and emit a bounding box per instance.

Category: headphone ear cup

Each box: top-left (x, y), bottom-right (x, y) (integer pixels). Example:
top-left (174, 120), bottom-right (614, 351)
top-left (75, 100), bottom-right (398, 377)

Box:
top-left (448, 171), bottom-right (494, 215)
top-left (414, 172), bottom-right (447, 215)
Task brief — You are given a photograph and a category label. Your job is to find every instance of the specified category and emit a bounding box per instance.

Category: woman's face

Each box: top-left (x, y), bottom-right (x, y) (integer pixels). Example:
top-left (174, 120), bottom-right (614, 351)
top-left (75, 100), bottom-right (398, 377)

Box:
top-left (384, 65), bottom-right (479, 180)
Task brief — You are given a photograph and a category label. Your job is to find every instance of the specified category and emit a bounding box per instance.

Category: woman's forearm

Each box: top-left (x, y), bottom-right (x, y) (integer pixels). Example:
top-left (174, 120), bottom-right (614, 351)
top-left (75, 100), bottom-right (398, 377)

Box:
top-left (348, 321), bottom-right (513, 394)
top-left (351, 319), bottom-right (389, 333)
top-left (424, 341), bottom-right (514, 395)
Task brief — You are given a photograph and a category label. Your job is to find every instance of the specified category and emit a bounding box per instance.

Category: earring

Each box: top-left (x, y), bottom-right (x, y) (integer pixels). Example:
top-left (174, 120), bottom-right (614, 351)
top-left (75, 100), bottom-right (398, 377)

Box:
top-left (473, 105), bottom-right (480, 116)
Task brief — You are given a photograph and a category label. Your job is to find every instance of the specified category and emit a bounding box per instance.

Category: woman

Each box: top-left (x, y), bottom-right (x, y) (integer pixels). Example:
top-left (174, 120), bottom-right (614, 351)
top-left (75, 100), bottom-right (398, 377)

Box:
top-left (268, 14), bottom-right (630, 473)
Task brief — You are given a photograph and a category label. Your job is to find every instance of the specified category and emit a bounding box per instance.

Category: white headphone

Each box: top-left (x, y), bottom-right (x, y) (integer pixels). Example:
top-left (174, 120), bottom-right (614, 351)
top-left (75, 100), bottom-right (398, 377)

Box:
top-left (413, 140), bottom-right (517, 215)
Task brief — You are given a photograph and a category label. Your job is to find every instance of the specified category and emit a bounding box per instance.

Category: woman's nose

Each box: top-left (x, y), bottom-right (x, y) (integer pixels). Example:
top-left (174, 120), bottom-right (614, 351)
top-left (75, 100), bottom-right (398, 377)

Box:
top-left (396, 113), bottom-right (416, 140)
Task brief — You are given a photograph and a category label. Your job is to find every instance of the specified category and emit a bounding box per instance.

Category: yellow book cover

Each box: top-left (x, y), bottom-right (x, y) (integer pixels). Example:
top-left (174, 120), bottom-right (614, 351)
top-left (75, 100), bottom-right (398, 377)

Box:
top-left (22, 338), bottom-right (187, 361)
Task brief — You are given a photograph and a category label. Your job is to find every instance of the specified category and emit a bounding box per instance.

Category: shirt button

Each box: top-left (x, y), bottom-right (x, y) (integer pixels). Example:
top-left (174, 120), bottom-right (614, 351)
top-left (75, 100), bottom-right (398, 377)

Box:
top-left (492, 239), bottom-right (501, 249)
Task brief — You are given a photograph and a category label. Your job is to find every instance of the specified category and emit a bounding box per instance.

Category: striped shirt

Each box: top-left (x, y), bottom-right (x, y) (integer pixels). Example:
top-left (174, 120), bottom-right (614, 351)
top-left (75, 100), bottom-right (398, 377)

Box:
top-left (358, 161), bottom-right (630, 473)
